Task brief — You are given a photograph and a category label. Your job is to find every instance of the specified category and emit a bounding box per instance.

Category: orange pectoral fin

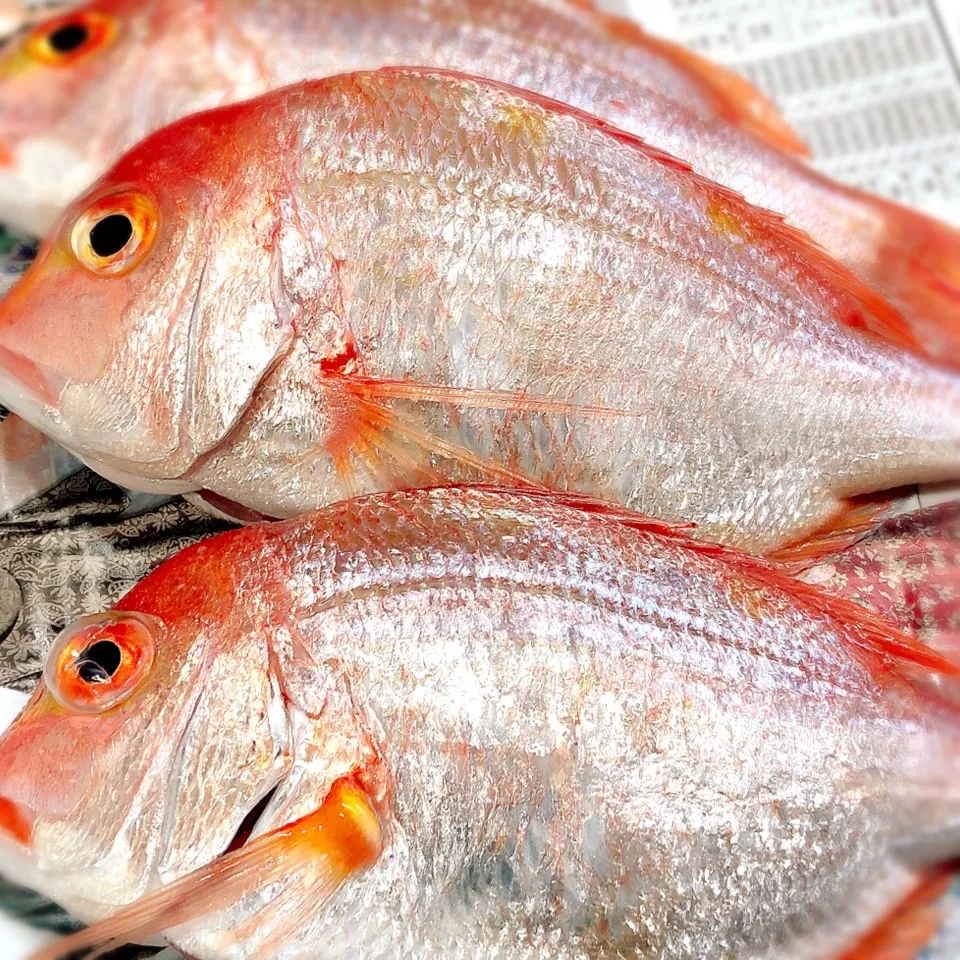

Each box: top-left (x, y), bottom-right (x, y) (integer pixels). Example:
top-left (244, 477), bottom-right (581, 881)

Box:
top-left (28, 778), bottom-right (382, 960)
top-left (834, 868), bottom-right (955, 960)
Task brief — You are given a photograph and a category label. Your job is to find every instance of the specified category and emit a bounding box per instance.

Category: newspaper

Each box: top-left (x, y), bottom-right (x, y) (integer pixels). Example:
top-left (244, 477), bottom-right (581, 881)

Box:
top-left (623, 0), bottom-right (960, 226)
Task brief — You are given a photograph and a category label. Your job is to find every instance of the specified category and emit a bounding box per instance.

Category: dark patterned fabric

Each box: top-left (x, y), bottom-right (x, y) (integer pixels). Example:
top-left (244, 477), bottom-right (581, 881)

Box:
top-left (0, 470), bottom-right (231, 691)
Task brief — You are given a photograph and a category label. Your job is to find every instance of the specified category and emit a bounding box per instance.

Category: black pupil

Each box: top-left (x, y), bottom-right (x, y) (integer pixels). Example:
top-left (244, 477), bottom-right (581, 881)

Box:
top-left (77, 640), bottom-right (122, 684)
top-left (48, 22), bottom-right (89, 54)
top-left (89, 214), bottom-right (133, 258)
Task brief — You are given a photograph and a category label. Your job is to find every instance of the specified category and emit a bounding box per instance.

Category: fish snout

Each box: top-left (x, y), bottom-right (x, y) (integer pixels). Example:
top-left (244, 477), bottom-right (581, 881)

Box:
top-left (0, 342), bottom-right (65, 408)
top-left (0, 793), bottom-right (32, 846)
top-left (0, 724), bottom-right (37, 848)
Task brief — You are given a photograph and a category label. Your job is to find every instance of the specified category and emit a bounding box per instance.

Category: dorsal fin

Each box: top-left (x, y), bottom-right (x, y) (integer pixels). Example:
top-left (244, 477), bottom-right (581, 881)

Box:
top-left (468, 485), bottom-right (960, 681)
top-left (538, 0), bottom-right (809, 155)
top-left (602, 17), bottom-right (810, 157)
top-left (370, 67), bottom-right (922, 361)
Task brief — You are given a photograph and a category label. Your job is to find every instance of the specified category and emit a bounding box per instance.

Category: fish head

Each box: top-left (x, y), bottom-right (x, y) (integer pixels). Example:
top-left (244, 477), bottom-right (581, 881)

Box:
top-left (0, 0), bottom-right (260, 235)
top-left (0, 95), bottom-right (294, 492)
top-left (0, 528), bottom-right (296, 924)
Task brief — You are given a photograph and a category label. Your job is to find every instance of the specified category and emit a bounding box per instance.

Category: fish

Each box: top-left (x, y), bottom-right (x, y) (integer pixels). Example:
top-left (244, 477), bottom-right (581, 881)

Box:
top-left (0, 0), bottom-right (958, 364)
top-left (1, 68), bottom-right (959, 554)
top-left (0, 0), bottom-right (70, 41)
top-left (2, 486), bottom-right (960, 960)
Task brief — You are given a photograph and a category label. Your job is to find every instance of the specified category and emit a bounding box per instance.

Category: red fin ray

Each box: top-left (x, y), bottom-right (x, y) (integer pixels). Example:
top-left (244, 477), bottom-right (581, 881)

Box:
top-left (833, 868), bottom-right (955, 960)
top-left (325, 387), bottom-right (547, 497)
top-left (339, 374), bottom-right (642, 419)
top-left (537, 0), bottom-right (808, 155)
top-left (597, 15), bottom-right (810, 157)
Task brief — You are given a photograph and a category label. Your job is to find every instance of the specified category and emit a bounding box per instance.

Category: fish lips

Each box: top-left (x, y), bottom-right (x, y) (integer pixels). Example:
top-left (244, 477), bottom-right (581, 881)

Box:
top-left (0, 354), bottom-right (200, 495)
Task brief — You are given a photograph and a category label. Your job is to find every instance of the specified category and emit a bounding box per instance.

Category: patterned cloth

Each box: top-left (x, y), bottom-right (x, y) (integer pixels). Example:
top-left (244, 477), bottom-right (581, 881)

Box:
top-left (0, 470), bottom-right (230, 691)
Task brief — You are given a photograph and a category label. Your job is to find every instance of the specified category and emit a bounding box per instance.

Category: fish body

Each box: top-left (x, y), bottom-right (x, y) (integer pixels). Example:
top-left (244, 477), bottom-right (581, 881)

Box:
top-left (0, 0), bottom-right (957, 359)
top-left (1, 70), bottom-right (959, 552)
top-left (1, 488), bottom-right (960, 959)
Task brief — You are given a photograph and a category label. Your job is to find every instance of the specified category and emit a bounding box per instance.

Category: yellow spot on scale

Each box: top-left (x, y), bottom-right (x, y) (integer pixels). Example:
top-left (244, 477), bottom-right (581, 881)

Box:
top-left (496, 104), bottom-right (549, 145)
top-left (707, 200), bottom-right (751, 243)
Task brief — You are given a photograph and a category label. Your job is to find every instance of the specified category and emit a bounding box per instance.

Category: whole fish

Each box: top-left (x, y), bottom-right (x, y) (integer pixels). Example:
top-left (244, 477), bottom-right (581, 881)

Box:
top-left (1, 69), bottom-right (959, 553)
top-left (0, 0), bottom-right (957, 362)
top-left (2, 487), bottom-right (960, 960)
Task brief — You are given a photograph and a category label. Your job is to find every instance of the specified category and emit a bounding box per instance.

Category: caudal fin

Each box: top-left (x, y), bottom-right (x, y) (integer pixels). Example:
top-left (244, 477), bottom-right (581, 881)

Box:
top-left (802, 500), bottom-right (960, 655)
top-left (872, 200), bottom-right (960, 371)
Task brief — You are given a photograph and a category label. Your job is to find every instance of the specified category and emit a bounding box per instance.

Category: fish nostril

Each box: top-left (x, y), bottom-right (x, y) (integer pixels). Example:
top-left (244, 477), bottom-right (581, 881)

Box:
top-left (0, 794), bottom-right (32, 845)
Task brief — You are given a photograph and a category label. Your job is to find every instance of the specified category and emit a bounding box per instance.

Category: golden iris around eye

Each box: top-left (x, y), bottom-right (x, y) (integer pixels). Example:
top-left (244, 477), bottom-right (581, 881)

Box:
top-left (70, 190), bottom-right (160, 277)
top-left (26, 11), bottom-right (118, 67)
top-left (44, 612), bottom-right (159, 715)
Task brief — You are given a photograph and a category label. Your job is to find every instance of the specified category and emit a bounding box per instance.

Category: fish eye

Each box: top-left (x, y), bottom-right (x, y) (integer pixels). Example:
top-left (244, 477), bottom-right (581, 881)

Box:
top-left (76, 639), bottom-right (122, 684)
top-left (44, 612), bottom-right (159, 714)
top-left (70, 190), bottom-right (160, 277)
top-left (89, 214), bottom-right (133, 258)
top-left (49, 23), bottom-right (89, 54)
top-left (26, 12), bottom-right (117, 66)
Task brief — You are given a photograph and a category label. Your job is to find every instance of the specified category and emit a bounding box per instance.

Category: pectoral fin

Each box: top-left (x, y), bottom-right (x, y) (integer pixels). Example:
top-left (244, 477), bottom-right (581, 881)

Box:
top-left (29, 778), bottom-right (382, 960)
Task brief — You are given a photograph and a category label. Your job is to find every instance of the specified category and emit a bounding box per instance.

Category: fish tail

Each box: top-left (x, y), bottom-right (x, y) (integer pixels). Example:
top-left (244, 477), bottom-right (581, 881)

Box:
top-left (802, 500), bottom-right (960, 661)
top-left (873, 198), bottom-right (960, 370)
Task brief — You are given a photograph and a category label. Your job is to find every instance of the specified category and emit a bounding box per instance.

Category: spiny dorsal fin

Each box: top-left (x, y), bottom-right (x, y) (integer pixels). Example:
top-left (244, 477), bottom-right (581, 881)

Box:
top-left (602, 16), bottom-right (809, 157)
top-left (470, 485), bottom-right (960, 682)
top-left (372, 67), bottom-right (922, 362)
top-left (537, 0), bottom-right (809, 155)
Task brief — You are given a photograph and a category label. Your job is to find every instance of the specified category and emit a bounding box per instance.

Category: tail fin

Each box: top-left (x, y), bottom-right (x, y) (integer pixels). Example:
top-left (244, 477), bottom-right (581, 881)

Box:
top-left (872, 199), bottom-right (960, 371)
top-left (803, 500), bottom-right (960, 655)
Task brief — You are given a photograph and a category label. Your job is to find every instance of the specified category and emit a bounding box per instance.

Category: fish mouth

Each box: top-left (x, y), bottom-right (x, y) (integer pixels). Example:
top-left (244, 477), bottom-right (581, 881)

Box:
top-left (75, 452), bottom-right (200, 495)
top-left (0, 353), bottom-right (199, 493)
top-left (0, 794), bottom-right (32, 846)
top-left (0, 345), bottom-right (64, 409)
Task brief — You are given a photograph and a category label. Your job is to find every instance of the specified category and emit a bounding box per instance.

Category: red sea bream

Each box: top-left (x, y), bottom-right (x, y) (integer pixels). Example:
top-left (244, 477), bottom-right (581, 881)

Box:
top-left (1, 488), bottom-right (960, 959)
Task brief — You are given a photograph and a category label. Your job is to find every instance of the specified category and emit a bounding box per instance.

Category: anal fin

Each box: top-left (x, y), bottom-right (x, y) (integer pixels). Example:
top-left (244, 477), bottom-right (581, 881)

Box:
top-left (834, 868), bottom-right (955, 960)
top-left (769, 493), bottom-right (899, 570)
